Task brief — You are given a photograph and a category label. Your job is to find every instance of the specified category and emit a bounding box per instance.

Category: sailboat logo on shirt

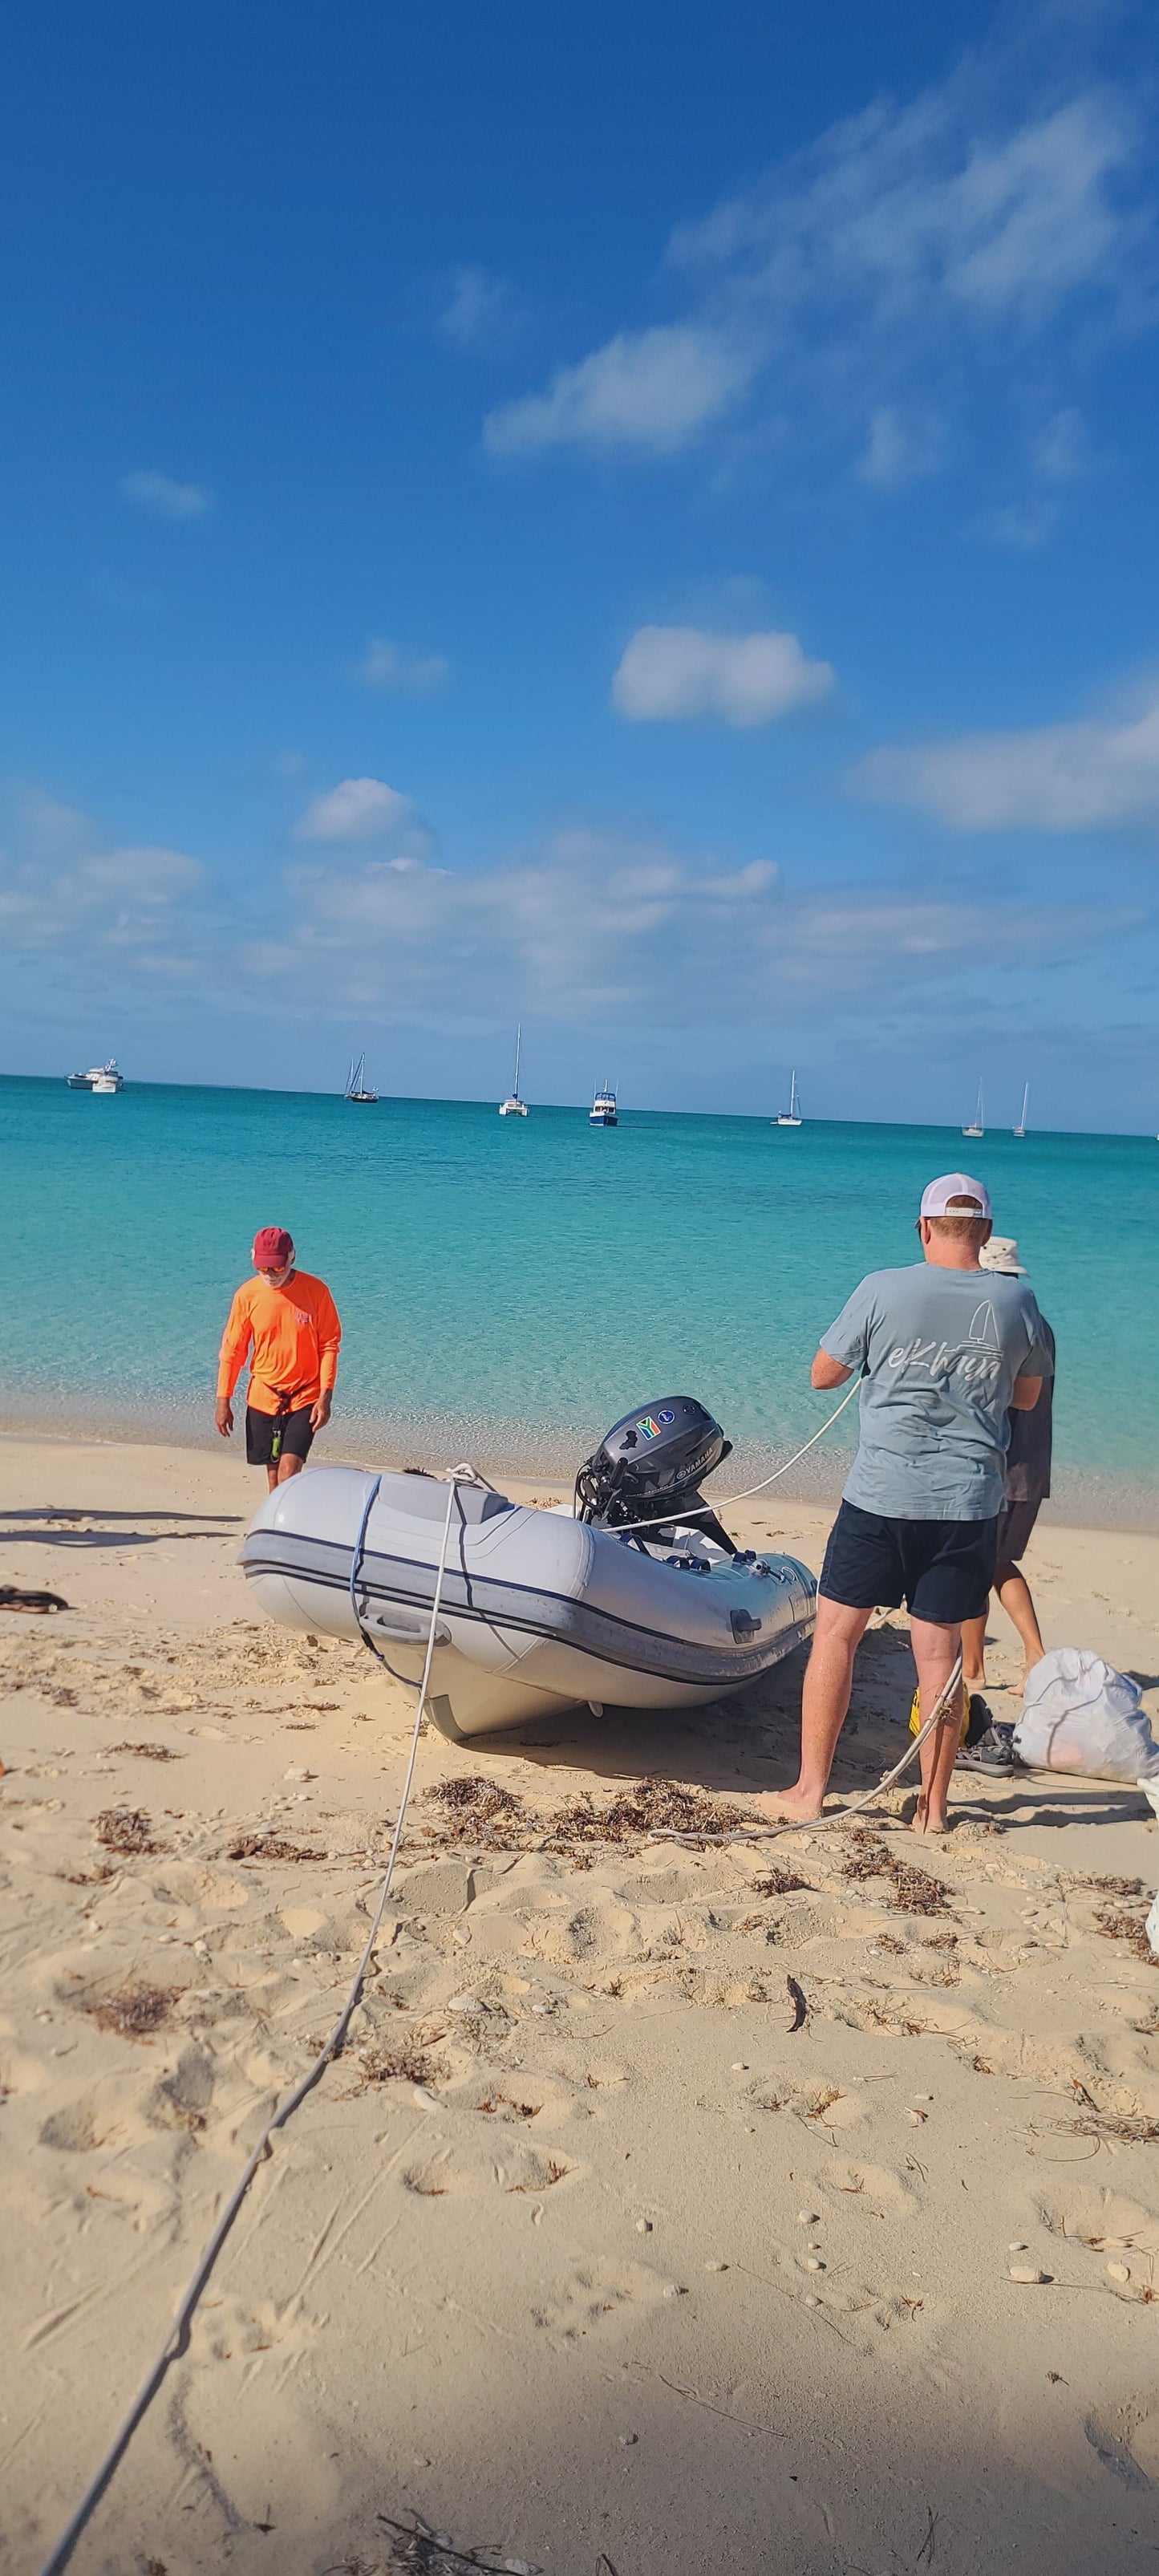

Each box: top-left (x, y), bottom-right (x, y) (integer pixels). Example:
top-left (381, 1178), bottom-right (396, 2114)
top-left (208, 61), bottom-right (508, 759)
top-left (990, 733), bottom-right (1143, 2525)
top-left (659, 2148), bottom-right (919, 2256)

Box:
top-left (887, 1300), bottom-right (1003, 1389)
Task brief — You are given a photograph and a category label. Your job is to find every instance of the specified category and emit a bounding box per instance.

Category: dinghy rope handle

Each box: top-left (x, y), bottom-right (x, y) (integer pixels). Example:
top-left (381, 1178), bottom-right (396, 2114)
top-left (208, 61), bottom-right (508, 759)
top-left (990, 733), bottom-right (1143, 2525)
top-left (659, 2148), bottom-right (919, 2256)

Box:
top-left (34, 1465), bottom-right (482, 2576)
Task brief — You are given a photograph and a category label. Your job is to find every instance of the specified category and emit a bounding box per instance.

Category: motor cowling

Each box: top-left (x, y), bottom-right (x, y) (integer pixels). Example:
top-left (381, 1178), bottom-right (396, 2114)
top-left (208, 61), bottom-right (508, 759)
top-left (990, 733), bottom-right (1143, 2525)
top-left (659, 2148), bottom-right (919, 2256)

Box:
top-left (575, 1397), bottom-right (732, 1532)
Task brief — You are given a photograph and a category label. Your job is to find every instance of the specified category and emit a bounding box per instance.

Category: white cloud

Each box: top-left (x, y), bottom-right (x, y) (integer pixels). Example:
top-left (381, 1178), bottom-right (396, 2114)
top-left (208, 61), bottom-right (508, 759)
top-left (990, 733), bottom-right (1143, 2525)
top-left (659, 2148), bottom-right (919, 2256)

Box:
top-left (612, 626), bottom-right (834, 726)
top-left (969, 497), bottom-right (1057, 550)
top-left (0, 785), bottom-right (1135, 1061)
top-left (357, 638), bottom-right (451, 696)
top-left (0, 819), bottom-right (203, 957)
top-left (253, 826), bottom-right (1116, 1034)
top-left (484, 49), bottom-right (1152, 477)
top-left (436, 265), bottom-right (521, 354)
top-left (119, 469), bottom-right (213, 520)
top-left (484, 326), bottom-right (752, 458)
top-left (857, 405), bottom-right (949, 489)
top-left (860, 694), bottom-right (1159, 830)
top-left (1031, 405), bottom-right (1096, 482)
top-left (294, 777), bottom-right (423, 845)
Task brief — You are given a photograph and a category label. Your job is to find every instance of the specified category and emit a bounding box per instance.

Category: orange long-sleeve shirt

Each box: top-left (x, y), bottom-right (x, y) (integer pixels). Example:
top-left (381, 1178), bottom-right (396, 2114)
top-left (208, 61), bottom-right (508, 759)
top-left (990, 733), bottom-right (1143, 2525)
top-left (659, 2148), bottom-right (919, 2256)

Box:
top-left (217, 1270), bottom-right (342, 1414)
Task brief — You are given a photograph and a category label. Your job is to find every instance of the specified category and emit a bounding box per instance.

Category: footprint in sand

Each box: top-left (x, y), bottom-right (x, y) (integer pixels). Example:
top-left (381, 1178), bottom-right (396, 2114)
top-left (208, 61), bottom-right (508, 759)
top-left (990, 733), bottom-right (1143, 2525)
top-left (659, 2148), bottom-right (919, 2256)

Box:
top-left (531, 2258), bottom-right (670, 2349)
top-left (1037, 2185), bottom-right (1159, 2256)
top-left (401, 2139), bottom-right (578, 2198)
top-left (825, 2160), bottom-right (918, 2213)
top-left (1087, 2392), bottom-right (1159, 2489)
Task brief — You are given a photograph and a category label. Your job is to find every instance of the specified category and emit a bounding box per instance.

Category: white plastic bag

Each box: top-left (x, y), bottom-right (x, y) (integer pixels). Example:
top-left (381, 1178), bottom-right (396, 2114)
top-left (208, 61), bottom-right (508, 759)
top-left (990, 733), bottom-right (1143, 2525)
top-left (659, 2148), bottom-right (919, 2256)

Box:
top-left (1012, 1649), bottom-right (1159, 1784)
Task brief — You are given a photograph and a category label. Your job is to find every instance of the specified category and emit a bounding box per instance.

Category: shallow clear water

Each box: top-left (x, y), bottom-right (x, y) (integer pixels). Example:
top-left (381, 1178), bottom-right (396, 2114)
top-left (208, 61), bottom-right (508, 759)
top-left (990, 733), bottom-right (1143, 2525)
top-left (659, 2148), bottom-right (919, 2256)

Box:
top-left (2, 1077), bottom-right (1155, 1523)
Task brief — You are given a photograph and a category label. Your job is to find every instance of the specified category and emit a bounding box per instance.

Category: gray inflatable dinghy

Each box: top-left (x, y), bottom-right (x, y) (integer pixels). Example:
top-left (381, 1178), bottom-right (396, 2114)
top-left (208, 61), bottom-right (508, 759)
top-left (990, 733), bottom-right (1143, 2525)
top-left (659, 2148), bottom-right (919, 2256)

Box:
top-left (240, 1397), bottom-right (817, 1740)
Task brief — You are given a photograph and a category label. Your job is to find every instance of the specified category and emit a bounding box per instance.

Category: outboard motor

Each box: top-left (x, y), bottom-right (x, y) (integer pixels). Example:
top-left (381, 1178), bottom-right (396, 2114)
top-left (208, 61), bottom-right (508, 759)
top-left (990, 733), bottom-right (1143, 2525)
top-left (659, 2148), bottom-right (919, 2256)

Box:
top-left (575, 1397), bottom-right (737, 1555)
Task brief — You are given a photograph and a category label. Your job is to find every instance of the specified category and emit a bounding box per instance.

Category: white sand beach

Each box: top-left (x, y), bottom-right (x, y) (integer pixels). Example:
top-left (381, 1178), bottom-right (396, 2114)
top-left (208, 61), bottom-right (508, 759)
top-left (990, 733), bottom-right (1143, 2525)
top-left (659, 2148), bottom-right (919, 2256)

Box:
top-left (3, 1430), bottom-right (1159, 2574)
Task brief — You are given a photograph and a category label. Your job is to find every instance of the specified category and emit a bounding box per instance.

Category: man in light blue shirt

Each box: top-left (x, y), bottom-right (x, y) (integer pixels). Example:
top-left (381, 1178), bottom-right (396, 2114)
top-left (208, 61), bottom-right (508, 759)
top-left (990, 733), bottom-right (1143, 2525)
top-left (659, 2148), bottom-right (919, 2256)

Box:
top-left (758, 1174), bottom-right (1052, 1836)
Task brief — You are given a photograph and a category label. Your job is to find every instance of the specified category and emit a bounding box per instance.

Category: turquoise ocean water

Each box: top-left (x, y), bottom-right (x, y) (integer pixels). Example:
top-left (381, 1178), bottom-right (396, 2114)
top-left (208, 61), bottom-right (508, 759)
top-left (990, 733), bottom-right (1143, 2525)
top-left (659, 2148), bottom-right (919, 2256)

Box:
top-left (2, 1075), bottom-right (1156, 1525)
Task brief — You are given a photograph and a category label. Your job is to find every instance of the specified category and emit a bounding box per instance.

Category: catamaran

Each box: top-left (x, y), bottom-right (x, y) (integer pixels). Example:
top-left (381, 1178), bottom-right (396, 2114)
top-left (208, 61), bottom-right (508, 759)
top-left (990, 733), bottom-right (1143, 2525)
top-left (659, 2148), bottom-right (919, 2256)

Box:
top-left (962, 1077), bottom-right (984, 1139)
top-left (1013, 1081), bottom-right (1030, 1139)
top-left (499, 1024), bottom-right (528, 1116)
top-left (344, 1053), bottom-right (378, 1104)
top-left (590, 1081), bottom-right (618, 1127)
top-left (775, 1071), bottom-right (802, 1128)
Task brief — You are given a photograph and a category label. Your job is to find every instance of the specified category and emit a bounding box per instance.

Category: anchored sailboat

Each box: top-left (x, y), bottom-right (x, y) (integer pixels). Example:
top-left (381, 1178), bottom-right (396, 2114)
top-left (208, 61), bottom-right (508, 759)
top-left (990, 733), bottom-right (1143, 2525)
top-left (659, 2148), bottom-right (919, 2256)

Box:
top-left (774, 1071), bottom-right (802, 1128)
top-left (1013, 1081), bottom-right (1030, 1139)
top-left (499, 1024), bottom-right (529, 1117)
top-left (962, 1077), bottom-right (984, 1139)
top-left (344, 1052), bottom-right (378, 1104)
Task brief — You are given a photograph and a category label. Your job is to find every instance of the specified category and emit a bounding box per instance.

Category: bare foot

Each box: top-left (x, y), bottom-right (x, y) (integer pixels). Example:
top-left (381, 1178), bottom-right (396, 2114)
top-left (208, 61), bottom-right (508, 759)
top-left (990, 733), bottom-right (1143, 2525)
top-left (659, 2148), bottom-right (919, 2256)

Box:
top-left (752, 1787), bottom-right (825, 1827)
top-left (912, 1795), bottom-right (947, 1837)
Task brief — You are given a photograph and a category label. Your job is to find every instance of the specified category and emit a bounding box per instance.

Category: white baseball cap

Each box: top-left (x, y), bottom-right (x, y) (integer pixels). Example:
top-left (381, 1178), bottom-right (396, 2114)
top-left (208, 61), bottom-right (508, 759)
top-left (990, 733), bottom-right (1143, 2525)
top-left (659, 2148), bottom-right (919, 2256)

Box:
top-left (918, 1171), bottom-right (992, 1220)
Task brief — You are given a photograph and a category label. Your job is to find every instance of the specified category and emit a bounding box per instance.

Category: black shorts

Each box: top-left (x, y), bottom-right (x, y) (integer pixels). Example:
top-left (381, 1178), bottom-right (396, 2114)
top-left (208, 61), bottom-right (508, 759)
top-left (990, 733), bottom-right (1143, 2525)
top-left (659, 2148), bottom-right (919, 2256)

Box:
top-left (820, 1499), bottom-right (999, 1625)
top-left (245, 1404), bottom-right (315, 1468)
top-left (995, 1495), bottom-right (1043, 1587)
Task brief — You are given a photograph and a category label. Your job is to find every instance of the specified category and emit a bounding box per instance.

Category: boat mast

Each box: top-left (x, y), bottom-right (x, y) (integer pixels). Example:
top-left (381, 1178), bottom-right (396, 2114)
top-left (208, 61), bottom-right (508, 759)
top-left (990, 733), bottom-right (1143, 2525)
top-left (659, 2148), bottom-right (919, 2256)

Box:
top-left (513, 1023), bottom-right (521, 1100)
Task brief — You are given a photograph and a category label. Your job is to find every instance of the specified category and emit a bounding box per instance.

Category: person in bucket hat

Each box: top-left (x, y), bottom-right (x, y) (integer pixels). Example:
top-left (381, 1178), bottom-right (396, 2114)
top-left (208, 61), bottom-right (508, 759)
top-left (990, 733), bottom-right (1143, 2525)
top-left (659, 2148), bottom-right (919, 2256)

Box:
top-left (756, 1174), bottom-right (1052, 1837)
top-left (957, 1234), bottom-right (1056, 1768)
top-left (216, 1228), bottom-right (342, 1491)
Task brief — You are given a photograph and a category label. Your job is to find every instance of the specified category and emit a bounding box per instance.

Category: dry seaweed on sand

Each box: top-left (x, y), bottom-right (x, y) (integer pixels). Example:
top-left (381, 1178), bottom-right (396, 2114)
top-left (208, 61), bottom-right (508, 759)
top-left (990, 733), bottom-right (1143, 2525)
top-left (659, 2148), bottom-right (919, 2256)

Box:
top-left (1093, 1904), bottom-right (1157, 1964)
top-left (752, 1864), bottom-right (810, 1896)
top-left (95, 1806), bottom-right (160, 1854)
top-left (106, 1741), bottom-right (181, 1761)
top-left (377, 2515), bottom-right (541, 2575)
top-left (227, 1832), bottom-right (324, 1862)
top-left (423, 1775), bottom-right (527, 1848)
top-left (358, 2036), bottom-right (448, 2087)
top-left (83, 1984), bottom-right (179, 2039)
top-left (544, 1775), bottom-right (745, 1851)
top-left (1070, 2111), bottom-right (1159, 2144)
top-left (839, 1826), bottom-right (950, 1917)
top-left (1079, 1873), bottom-right (1148, 1898)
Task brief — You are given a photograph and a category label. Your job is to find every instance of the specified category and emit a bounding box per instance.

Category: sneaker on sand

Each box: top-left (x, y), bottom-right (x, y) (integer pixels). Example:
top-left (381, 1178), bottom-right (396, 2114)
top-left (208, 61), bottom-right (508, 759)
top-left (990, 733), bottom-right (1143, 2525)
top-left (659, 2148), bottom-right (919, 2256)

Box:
top-left (958, 1726), bottom-right (1014, 1775)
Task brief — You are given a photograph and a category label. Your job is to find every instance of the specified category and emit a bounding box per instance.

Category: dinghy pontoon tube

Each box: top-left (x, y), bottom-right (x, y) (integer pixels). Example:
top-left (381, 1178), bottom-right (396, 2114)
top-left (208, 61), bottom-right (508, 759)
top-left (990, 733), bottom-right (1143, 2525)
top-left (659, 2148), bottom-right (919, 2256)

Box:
top-left (240, 1397), bottom-right (817, 1740)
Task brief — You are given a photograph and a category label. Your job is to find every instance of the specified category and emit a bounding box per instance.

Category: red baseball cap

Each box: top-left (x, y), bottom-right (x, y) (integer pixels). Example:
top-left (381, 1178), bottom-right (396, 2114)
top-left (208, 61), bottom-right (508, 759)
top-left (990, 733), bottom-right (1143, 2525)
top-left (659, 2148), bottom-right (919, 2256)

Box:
top-left (252, 1226), bottom-right (294, 1270)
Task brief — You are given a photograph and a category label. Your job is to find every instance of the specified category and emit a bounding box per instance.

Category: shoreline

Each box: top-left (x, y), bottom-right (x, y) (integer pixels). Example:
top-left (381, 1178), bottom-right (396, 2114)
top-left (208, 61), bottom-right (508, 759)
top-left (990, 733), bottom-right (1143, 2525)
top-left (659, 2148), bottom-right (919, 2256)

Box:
top-left (2, 1399), bottom-right (1157, 1535)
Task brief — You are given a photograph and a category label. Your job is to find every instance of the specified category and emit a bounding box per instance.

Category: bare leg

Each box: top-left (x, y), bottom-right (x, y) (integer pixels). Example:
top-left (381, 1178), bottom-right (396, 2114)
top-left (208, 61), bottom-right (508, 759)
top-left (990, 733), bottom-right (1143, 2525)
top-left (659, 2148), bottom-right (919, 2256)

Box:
top-left (910, 1617), bottom-right (962, 1836)
top-left (961, 1611), bottom-right (987, 1688)
top-left (265, 1454), bottom-right (306, 1493)
top-left (995, 1570), bottom-right (1045, 1690)
top-left (754, 1596), bottom-right (873, 1823)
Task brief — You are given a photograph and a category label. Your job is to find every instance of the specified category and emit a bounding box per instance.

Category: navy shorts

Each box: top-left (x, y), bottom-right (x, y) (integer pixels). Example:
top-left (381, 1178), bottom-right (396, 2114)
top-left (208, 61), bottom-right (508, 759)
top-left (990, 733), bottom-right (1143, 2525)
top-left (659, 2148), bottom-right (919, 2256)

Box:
top-left (820, 1499), bottom-right (999, 1624)
top-left (245, 1404), bottom-right (315, 1468)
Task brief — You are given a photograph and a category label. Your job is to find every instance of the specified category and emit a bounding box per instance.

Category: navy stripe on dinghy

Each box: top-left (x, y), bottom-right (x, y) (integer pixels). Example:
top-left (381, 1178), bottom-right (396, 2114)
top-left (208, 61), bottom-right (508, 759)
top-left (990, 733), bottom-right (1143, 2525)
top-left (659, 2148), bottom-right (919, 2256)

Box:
top-left (240, 1532), bottom-right (814, 1687)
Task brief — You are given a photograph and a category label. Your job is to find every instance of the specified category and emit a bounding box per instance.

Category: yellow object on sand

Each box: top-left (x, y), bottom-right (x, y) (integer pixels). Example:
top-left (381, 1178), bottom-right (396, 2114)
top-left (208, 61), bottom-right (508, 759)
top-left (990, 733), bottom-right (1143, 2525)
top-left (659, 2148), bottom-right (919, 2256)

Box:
top-left (909, 1680), bottom-right (970, 1744)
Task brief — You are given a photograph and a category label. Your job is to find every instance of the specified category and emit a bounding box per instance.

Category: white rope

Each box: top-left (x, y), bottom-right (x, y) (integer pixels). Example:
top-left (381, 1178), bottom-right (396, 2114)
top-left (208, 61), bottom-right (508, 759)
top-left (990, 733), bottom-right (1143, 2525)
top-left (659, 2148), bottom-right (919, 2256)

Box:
top-left (35, 1471), bottom-right (466, 2576)
top-left (582, 1375), bottom-right (861, 1540)
top-left (645, 1648), bottom-right (966, 1844)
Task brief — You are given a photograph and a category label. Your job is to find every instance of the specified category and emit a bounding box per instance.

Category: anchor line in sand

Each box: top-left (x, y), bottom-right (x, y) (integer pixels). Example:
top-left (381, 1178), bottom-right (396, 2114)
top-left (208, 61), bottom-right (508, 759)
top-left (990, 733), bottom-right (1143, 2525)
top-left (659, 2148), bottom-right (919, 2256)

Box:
top-left (34, 1471), bottom-right (468, 2576)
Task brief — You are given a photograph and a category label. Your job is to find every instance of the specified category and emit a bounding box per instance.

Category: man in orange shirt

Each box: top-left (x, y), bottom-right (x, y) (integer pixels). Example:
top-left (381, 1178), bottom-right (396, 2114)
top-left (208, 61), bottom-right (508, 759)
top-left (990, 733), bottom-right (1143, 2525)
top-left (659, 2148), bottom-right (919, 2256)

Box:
top-left (215, 1227), bottom-right (342, 1490)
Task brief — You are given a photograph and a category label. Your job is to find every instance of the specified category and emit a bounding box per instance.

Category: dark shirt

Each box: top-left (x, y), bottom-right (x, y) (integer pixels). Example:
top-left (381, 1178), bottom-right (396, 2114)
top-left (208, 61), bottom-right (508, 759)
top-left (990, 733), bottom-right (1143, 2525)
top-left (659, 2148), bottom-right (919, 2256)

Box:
top-left (1004, 1316), bottom-right (1055, 1504)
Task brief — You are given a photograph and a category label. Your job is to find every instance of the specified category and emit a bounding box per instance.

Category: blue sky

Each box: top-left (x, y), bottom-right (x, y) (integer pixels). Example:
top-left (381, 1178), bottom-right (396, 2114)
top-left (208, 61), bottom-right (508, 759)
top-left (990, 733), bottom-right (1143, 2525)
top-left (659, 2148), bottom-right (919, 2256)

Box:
top-left (2, 0), bottom-right (1157, 1128)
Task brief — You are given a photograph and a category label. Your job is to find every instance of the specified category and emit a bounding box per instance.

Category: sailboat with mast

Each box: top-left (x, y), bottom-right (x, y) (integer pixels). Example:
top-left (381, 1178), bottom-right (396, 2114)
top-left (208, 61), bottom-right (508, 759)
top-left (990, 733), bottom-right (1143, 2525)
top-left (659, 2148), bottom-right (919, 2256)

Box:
top-left (344, 1051), bottom-right (378, 1104)
top-left (499, 1024), bottom-right (529, 1117)
top-left (774, 1071), bottom-right (802, 1128)
top-left (1013, 1081), bottom-right (1030, 1139)
top-left (962, 1077), bottom-right (984, 1140)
